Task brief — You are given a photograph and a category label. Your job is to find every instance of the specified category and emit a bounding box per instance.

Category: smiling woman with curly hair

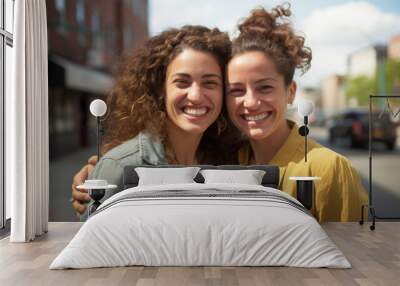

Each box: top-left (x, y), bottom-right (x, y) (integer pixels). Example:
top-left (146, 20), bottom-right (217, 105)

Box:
top-left (72, 25), bottom-right (240, 219)
top-left (226, 4), bottom-right (367, 222)
top-left (101, 25), bottom-right (235, 163)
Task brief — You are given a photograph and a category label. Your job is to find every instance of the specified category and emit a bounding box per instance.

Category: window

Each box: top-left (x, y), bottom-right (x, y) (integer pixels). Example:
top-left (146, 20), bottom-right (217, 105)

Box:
top-left (123, 26), bottom-right (134, 52)
top-left (76, 0), bottom-right (85, 25)
top-left (1, 0), bottom-right (14, 232)
top-left (91, 8), bottom-right (99, 31)
top-left (55, 0), bottom-right (67, 34)
top-left (76, 0), bottom-right (85, 45)
top-left (55, 0), bottom-right (65, 14)
top-left (130, 0), bottom-right (147, 23)
top-left (91, 8), bottom-right (102, 50)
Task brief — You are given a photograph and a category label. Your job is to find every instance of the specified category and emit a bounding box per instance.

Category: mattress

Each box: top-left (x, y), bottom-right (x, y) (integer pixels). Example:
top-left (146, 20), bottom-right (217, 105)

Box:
top-left (50, 183), bottom-right (351, 269)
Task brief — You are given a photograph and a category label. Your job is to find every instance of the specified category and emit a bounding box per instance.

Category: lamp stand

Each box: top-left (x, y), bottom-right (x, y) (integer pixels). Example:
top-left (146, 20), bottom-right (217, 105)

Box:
top-left (88, 188), bottom-right (106, 216)
top-left (359, 94), bottom-right (400, 231)
top-left (96, 116), bottom-right (101, 161)
top-left (304, 116), bottom-right (308, 162)
top-left (298, 116), bottom-right (309, 162)
top-left (88, 116), bottom-right (105, 215)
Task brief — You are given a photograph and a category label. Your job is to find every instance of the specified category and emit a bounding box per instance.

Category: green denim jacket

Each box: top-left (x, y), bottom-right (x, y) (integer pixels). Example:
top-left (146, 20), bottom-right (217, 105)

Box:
top-left (80, 132), bottom-right (168, 221)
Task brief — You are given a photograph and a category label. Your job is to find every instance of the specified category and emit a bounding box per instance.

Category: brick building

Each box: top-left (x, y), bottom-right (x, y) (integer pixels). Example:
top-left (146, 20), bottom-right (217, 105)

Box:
top-left (47, 0), bottom-right (148, 158)
top-left (321, 75), bottom-right (347, 117)
top-left (388, 34), bottom-right (400, 94)
top-left (388, 34), bottom-right (400, 60)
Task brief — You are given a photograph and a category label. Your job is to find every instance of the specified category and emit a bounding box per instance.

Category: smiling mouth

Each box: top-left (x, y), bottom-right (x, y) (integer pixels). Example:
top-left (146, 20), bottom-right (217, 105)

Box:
top-left (241, 111), bottom-right (272, 121)
top-left (182, 106), bottom-right (209, 117)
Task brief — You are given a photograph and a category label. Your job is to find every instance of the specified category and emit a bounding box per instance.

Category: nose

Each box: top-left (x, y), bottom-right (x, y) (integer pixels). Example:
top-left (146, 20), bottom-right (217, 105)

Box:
top-left (186, 83), bottom-right (203, 103)
top-left (243, 89), bottom-right (260, 110)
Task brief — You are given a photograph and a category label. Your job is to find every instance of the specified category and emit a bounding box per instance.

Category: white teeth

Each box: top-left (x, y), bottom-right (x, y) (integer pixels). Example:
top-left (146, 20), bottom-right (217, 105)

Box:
top-left (244, 112), bottom-right (270, 121)
top-left (183, 107), bottom-right (208, 116)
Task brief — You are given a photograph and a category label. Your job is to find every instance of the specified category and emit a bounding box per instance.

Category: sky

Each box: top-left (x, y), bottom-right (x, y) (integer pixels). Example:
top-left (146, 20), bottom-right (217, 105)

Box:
top-left (148, 0), bottom-right (400, 89)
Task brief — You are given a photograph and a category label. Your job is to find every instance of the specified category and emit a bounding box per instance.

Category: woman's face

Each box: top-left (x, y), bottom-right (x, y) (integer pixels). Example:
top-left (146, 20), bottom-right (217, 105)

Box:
top-left (226, 51), bottom-right (296, 140)
top-left (165, 49), bottom-right (223, 134)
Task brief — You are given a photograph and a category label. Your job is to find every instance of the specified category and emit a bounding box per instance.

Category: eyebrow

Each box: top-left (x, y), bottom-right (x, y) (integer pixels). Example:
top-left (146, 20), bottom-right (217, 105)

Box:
top-left (171, 73), bottom-right (191, 79)
top-left (228, 77), bottom-right (277, 87)
top-left (254, 77), bottom-right (277, 84)
top-left (171, 73), bottom-right (222, 80)
top-left (202, 74), bottom-right (222, 80)
top-left (227, 83), bottom-right (243, 88)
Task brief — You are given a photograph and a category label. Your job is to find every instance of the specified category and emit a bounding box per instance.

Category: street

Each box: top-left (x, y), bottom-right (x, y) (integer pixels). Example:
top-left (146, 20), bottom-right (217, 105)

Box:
top-left (49, 127), bottom-right (400, 222)
top-left (310, 126), bottom-right (400, 219)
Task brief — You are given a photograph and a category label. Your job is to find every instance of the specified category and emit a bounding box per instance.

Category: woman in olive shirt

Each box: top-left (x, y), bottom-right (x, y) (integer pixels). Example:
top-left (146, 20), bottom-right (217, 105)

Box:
top-left (225, 4), bottom-right (367, 221)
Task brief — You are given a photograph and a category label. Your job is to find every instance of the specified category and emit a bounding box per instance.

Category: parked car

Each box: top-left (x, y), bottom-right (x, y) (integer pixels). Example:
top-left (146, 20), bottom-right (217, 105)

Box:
top-left (327, 108), bottom-right (397, 150)
top-left (310, 109), bottom-right (327, 127)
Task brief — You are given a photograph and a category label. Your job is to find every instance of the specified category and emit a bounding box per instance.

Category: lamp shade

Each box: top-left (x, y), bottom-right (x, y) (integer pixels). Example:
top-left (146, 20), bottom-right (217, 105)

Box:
top-left (90, 99), bottom-right (107, 117)
top-left (298, 100), bottom-right (314, 117)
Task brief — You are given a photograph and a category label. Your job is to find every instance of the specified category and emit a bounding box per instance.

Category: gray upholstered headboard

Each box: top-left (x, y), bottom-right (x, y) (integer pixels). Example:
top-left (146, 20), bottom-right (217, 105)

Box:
top-left (123, 165), bottom-right (280, 189)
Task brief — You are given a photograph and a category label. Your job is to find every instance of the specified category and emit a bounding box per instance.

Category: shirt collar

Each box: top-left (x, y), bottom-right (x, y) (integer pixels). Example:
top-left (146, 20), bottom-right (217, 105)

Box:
top-left (139, 132), bottom-right (168, 165)
top-left (239, 120), bottom-right (303, 166)
top-left (269, 121), bottom-right (303, 166)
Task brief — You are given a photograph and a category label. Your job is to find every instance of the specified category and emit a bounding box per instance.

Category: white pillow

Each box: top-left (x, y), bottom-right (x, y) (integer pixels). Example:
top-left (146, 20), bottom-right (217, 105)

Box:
top-left (200, 169), bottom-right (266, 185)
top-left (135, 167), bottom-right (201, 186)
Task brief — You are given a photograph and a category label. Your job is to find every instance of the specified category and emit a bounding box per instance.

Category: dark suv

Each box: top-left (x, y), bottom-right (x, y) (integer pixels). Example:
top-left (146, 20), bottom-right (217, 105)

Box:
top-left (327, 108), bottom-right (397, 150)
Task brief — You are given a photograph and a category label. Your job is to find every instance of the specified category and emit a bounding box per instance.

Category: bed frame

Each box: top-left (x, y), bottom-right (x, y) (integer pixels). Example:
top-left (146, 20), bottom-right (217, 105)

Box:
top-left (122, 165), bottom-right (280, 189)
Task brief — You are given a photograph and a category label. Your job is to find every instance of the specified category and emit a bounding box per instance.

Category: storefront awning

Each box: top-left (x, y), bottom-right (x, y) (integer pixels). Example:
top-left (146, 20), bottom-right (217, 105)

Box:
top-left (49, 55), bottom-right (115, 94)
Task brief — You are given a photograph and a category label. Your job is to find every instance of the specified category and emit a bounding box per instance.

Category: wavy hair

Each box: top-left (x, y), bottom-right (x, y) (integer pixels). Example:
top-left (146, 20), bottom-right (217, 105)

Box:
top-left (232, 3), bottom-right (312, 85)
top-left (101, 25), bottom-right (239, 164)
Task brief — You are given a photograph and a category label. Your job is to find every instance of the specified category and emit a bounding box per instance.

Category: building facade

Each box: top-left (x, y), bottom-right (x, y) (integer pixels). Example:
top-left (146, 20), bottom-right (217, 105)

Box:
top-left (321, 75), bottom-right (347, 117)
top-left (347, 45), bottom-right (387, 79)
top-left (388, 34), bottom-right (400, 60)
top-left (47, 0), bottom-right (148, 158)
top-left (388, 34), bottom-right (400, 94)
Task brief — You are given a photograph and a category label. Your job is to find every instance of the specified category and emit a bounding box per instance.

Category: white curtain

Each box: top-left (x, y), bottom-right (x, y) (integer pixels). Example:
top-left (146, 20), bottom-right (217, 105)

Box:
top-left (7, 0), bottom-right (49, 242)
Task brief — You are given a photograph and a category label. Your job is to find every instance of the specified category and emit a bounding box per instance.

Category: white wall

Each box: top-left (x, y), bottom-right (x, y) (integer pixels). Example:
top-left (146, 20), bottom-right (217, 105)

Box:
top-left (348, 47), bottom-right (377, 78)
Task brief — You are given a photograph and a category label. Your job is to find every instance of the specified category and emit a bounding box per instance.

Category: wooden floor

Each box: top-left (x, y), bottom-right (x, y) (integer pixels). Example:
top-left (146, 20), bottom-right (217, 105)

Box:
top-left (0, 222), bottom-right (399, 286)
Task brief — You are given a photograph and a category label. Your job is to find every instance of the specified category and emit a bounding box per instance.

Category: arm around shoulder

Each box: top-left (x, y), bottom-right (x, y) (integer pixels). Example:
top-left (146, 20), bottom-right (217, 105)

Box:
top-left (89, 157), bottom-right (124, 188)
top-left (80, 157), bottom-right (125, 222)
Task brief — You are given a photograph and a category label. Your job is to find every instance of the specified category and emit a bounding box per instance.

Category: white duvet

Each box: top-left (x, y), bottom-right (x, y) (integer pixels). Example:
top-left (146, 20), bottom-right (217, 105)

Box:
top-left (50, 183), bottom-right (351, 269)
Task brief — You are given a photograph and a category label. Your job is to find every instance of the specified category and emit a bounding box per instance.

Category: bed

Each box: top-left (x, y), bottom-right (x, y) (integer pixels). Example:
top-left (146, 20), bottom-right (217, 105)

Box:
top-left (50, 165), bottom-right (350, 269)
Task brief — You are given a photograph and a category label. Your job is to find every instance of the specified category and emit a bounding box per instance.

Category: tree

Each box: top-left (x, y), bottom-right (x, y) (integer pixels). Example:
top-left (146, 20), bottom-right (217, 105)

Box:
top-left (385, 59), bottom-right (400, 94)
top-left (345, 59), bottom-right (400, 105)
top-left (345, 76), bottom-right (377, 105)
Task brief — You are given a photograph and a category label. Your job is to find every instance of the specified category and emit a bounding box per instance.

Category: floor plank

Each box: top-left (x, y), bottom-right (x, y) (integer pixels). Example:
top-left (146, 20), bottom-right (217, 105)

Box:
top-left (0, 222), bottom-right (399, 286)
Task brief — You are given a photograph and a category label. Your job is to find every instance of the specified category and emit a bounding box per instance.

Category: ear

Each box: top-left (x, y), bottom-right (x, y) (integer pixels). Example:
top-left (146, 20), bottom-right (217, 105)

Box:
top-left (287, 81), bottom-right (297, 104)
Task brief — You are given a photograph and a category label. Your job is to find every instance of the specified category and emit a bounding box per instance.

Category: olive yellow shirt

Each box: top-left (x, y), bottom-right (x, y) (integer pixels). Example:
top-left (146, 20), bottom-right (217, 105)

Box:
top-left (239, 122), bottom-right (368, 222)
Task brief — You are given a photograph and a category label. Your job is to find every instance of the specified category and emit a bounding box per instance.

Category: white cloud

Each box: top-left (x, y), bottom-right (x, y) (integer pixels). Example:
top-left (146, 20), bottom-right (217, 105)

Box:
top-left (148, 1), bottom-right (400, 88)
top-left (302, 2), bottom-right (400, 45)
top-left (295, 45), bottom-right (350, 87)
top-left (298, 1), bottom-right (400, 87)
top-left (149, 0), bottom-right (283, 36)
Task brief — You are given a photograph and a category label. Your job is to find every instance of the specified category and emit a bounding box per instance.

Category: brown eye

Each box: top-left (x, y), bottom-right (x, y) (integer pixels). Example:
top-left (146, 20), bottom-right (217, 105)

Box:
top-left (203, 81), bottom-right (218, 89)
top-left (259, 85), bottom-right (272, 93)
top-left (228, 88), bottom-right (244, 97)
top-left (174, 79), bottom-right (190, 88)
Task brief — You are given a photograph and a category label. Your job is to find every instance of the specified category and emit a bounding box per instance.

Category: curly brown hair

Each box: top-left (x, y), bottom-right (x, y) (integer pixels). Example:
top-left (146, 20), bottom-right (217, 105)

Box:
top-left (101, 25), bottom-right (239, 164)
top-left (232, 3), bottom-right (312, 85)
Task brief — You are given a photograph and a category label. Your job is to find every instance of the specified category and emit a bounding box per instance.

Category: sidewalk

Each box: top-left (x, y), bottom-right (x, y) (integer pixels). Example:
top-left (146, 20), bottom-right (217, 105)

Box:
top-left (49, 147), bottom-right (97, 221)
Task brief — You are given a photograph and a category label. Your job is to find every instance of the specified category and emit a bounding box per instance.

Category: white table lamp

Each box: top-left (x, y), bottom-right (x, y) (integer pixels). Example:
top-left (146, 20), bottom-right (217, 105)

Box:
top-left (290, 100), bottom-right (320, 210)
top-left (298, 99), bottom-right (315, 162)
top-left (79, 99), bottom-right (111, 215)
top-left (89, 99), bottom-right (107, 161)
